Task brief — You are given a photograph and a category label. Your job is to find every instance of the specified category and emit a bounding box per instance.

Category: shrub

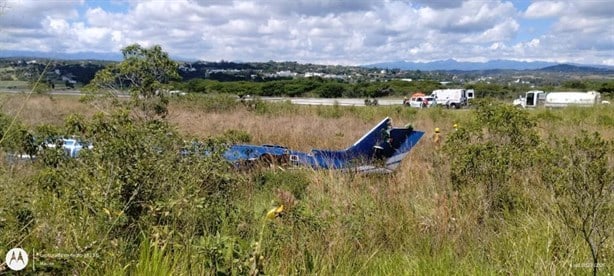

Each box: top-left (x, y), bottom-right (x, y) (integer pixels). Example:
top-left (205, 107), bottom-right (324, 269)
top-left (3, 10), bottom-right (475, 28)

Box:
top-left (444, 100), bottom-right (539, 218)
top-left (0, 112), bottom-right (39, 159)
top-left (541, 131), bottom-right (613, 275)
top-left (26, 110), bottom-right (247, 273)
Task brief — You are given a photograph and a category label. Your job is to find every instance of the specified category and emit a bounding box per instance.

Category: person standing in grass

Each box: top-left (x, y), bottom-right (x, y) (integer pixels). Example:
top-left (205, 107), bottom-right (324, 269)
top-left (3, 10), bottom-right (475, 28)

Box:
top-left (433, 127), bottom-right (441, 146)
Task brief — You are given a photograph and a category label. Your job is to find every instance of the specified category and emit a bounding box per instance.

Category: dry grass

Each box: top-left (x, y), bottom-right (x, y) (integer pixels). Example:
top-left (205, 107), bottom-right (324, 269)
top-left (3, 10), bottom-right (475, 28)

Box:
top-left (1, 93), bottom-right (613, 274)
top-left (0, 94), bottom-right (94, 126)
top-left (168, 108), bottom-right (375, 150)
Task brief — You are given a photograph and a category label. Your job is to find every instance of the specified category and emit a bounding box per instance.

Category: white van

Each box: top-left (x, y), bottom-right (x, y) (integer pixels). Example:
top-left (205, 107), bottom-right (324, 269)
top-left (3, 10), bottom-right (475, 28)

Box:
top-left (431, 89), bottom-right (475, 109)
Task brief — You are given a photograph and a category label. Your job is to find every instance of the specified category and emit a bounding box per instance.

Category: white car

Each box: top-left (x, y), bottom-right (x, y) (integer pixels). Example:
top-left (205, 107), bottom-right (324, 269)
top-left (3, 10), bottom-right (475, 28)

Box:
top-left (44, 138), bottom-right (93, 158)
top-left (408, 96), bottom-right (436, 108)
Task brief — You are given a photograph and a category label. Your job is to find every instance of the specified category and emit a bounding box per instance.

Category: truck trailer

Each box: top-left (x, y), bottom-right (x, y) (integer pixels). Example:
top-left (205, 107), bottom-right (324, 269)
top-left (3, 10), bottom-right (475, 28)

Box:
top-left (513, 90), bottom-right (605, 108)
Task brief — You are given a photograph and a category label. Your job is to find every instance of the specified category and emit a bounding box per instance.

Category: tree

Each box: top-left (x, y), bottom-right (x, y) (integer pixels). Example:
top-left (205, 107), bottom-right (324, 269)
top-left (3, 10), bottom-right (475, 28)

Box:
top-left (261, 81), bottom-right (285, 96)
top-left (26, 65), bottom-right (53, 94)
top-left (317, 82), bottom-right (345, 98)
top-left (597, 80), bottom-right (614, 97)
top-left (84, 44), bottom-right (180, 120)
top-left (542, 132), bottom-right (613, 276)
top-left (562, 80), bottom-right (587, 90)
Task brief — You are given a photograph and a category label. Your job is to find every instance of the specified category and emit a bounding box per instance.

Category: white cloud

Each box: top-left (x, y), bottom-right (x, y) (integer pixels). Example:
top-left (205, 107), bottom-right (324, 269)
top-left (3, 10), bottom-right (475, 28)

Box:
top-left (258, 19), bottom-right (286, 35)
top-left (574, 1), bottom-right (614, 18)
top-left (524, 1), bottom-right (566, 18)
top-left (490, 42), bottom-right (506, 50)
top-left (527, 38), bottom-right (540, 48)
top-left (601, 59), bottom-right (614, 66)
top-left (460, 18), bottom-right (519, 43)
top-left (45, 17), bottom-right (70, 34)
top-left (412, 0), bottom-right (464, 9)
top-left (409, 42), bottom-right (435, 55)
top-left (1, 0), bottom-right (80, 28)
top-left (418, 1), bottom-right (516, 34)
top-left (0, 0), bottom-right (612, 65)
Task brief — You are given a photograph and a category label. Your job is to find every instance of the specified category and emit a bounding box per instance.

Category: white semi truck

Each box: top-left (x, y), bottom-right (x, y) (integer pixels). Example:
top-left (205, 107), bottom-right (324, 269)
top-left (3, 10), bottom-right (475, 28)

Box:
top-left (430, 89), bottom-right (475, 109)
top-left (513, 90), bottom-right (607, 108)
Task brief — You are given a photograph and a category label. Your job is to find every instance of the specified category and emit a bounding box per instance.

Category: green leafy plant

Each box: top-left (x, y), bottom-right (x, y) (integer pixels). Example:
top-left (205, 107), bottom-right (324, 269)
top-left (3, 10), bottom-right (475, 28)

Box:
top-left (444, 100), bottom-right (539, 218)
top-left (541, 131), bottom-right (613, 276)
top-left (83, 44), bottom-right (181, 120)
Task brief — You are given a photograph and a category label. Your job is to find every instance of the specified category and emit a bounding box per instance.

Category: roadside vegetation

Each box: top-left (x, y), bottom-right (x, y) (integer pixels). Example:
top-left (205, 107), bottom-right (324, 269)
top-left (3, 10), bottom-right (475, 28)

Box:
top-left (0, 45), bottom-right (612, 275)
top-left (0, 93), bottom-right (612, 275)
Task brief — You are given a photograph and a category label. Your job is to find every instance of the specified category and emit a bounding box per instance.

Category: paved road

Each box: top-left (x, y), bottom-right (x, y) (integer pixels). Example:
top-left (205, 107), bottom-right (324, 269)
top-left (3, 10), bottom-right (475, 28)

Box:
top-left (260, 97), bottom-right (404, 106)
top-left (1, 89), bottom-right (406, 106)
top-left (0, 89), bottom-right (82, 96)
top-left (0, 89), bottom-right (131, 98)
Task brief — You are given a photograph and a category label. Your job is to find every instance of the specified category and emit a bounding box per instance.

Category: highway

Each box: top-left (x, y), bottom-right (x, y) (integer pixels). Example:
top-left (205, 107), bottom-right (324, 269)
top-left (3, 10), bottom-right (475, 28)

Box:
top-left (1, 89), bottom-right (405, 106)
top-left (257, 97), bottom-right (403, 106)
top-left (1, 89), bottom-right (83, 96)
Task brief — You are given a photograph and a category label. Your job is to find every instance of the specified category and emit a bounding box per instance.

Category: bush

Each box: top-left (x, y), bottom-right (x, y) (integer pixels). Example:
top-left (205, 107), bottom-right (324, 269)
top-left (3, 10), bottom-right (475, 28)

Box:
top-left (25, 110), bottom-right (247, 273)
top-left (0, 112), bottom-right (38, 157)
top-left (444, 100), bottom-right (539, 217)
top-left (541, 131), bottom-right (613, 275)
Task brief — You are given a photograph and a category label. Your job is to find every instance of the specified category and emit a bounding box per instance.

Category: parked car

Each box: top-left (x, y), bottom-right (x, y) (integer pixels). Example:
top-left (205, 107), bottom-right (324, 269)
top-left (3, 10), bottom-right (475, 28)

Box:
top-left (406, 93), bottom-right (436, 108)
top-left (44, 138), bottom-right (93, 158)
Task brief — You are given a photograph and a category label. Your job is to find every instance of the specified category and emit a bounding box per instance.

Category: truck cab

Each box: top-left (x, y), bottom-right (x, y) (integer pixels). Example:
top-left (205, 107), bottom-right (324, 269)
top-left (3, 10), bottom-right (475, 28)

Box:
top-left (513, 90), bottom-right (546, 108)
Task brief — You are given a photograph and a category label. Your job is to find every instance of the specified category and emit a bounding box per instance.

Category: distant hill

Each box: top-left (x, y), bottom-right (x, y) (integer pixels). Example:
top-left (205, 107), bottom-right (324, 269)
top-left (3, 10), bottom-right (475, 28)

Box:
top-left (2, 50), bottom-right (612, 73)
top-left (0, 50), bottom-right (123, 61)
top-left (538, 64), bottom-right (614, 73)
top-left (0, 50), bottom-right (195, 62)
top-left (365, 59), bottom-right (614, 72)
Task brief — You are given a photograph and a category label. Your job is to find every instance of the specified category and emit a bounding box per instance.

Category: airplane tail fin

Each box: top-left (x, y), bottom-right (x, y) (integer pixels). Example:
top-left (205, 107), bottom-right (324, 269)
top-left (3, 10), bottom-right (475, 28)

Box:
top-left (345, 117), bottom-right (392, 157)
top-left (310, 118), bottom-right (391, 166)
top-left (310, 117), bottom-right (423, 171)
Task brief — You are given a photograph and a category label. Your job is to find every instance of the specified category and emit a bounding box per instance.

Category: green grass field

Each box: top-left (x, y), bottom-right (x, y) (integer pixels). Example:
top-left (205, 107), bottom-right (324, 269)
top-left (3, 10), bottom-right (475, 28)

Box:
top-left (0, 94), bottom-right (612, 275)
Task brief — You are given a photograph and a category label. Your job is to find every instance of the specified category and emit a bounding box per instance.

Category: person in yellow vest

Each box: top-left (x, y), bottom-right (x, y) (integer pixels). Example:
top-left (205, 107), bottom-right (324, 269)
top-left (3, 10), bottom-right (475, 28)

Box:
top-left (433, 127), bottom-right (441, 145)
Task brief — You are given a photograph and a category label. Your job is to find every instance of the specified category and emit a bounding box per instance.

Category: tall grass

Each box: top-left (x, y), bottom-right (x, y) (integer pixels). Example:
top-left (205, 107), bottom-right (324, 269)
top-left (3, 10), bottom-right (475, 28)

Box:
top-left (0, 94), bottom-right (612, 275)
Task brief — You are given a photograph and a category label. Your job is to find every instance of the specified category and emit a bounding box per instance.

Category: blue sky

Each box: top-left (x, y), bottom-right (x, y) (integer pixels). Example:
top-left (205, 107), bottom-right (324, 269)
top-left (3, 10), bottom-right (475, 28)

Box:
top-left (1, 0), bottom-right (613, 65)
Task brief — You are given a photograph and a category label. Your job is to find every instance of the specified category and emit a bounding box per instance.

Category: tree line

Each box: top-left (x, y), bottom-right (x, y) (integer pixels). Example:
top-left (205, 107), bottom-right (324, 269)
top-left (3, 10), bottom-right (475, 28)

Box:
top-left (5, 45), bottom-right (612, 99)
top-left (172, 77), bottom-right (614, 99)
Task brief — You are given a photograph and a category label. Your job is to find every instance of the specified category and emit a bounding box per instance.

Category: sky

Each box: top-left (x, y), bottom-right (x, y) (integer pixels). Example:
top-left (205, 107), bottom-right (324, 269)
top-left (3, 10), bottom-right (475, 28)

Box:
top-left (0, 0), bottom-right (613, 66)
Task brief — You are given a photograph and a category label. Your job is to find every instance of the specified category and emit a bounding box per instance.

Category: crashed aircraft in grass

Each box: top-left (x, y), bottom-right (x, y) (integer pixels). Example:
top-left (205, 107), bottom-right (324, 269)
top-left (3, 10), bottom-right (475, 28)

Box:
top-left (216, 117), bottom-right (424, 173)
top-left (8, 118), bottom-right (424, 174)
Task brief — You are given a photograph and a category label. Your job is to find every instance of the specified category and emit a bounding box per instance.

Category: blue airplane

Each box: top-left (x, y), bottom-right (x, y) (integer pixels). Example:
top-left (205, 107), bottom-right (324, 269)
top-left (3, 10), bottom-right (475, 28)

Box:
top-left (218, 117), bottom-right (424, 173)
top-left (10, 118), bottom-right (424, 173)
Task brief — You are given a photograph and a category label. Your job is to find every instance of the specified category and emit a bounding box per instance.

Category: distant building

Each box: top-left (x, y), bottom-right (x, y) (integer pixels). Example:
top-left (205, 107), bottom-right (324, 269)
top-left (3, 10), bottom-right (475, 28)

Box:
top-left (304, 72), bottom-right (324, 78)
top-left (61, 76), bottom-right (76, 84)
top-left (275, 70), bottom-right (296, 77)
